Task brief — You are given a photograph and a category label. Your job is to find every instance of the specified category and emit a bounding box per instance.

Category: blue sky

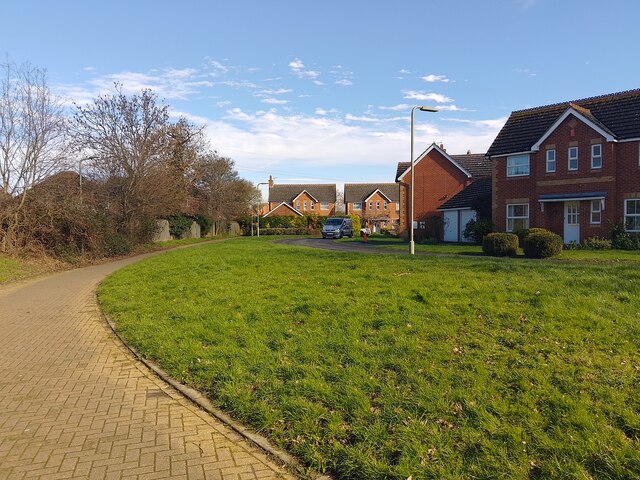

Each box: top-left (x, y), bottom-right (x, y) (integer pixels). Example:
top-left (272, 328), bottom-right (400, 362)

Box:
top-left (2, 0), bottom-right (639, 194)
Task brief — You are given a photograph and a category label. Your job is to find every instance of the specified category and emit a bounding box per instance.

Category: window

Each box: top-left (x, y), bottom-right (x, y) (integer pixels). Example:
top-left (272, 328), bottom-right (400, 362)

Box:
top-left (310, 202), bottom-right (315, 210)
top-left (625, 199), bottom-right (640, 232)
top-left (568, 147), bottom-right (579, 171)
top-left (352, 202), bottom-right (362, 210)
top-left (303, 201), bottom-right (308, 210)
top-left (396, 202), bottom-right (400, 212)
top-left (369, 202), bottom-right (373, 209)
top-left (591, 144), bottom-right (602, 169)
top-left (506, 203), bottom-right (529, 232)
top-left (376, 201), bottom-right (380, 210)
top-left (590, 200), bottom-right (602, 224)
top-left (507, 154), bottom-right (530, 177)
top-left (320, 202), bottom-right (329, 210)
top-left (546, 149), bottom-right (556, 173)
top-left (384, 201), bottom-right (388, 210)
top-left (296, 202), bottom-right (301, 210)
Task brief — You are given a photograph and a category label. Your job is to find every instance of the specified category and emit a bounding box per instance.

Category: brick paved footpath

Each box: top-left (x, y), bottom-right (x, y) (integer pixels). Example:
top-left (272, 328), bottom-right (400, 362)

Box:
top-left (0, 253), bottom-right (296, 480)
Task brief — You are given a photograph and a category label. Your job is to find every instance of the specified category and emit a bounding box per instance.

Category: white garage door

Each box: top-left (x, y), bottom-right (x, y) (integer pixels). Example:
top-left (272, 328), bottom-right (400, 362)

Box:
top-left (443, 211), bottom-right (458, 242)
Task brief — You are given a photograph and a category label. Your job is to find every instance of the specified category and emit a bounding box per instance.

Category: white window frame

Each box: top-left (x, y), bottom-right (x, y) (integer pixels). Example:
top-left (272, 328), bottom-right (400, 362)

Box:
top-left (376, 201), bottom-right (380, 210)
top-left (320, 201), bottom-right (329, 210)
top-left (506, 203), bottom-right (529, 232)
top-left (625, 199), bottom-right (640, 232)
top-left (303, 201), bottom-right (308, 210)
top-left (506, 154), bottom-right (530, 177)
top-left (352, 202), bottom-right (362, 210)
top-left (591, 144), bottom-right (602, 169)
top-left (568, 146), bottom-right (579, 171)
top-left (296, 201), bottom-right (301, 210)
top-left (310, 201), bottom-right (315, 210)
top-left (369, 201), bottom-right (373, 209)
top-left (590, 199), bottom-right (602, 225)
top-left (396, 202), bottom-right (400, 212)
top-left (546, 149), bottom-right (556, 173)
top-left (383, 201), bottom-right (388, 210)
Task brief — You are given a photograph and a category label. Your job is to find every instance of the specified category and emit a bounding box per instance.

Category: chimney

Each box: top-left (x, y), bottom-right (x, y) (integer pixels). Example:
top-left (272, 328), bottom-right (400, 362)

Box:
top-left (268, 175), bottom-right (274, 188)
top-left (439, 143), bottom-right (446, 152)
top-left (467, 150), bottom-right (471, 155)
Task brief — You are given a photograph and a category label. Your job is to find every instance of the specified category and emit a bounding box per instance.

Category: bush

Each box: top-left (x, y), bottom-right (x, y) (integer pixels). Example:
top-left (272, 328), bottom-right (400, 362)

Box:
top-left (582, 236), bottom-right (612, 250)
top-left (613, 233), bottom-right (640, 250)
top-left (167, 214), bottom-right (193, 238)
top-left (523, 229), bottom-right (563, 258)
top-left (463, 218), bottom-right (493, 244)
top-left (482, 233), bottom-right (519, 256)
top-left (103, 232), bottom-right (133, 256)
top-left (193, 214), bottom-right (213, 237)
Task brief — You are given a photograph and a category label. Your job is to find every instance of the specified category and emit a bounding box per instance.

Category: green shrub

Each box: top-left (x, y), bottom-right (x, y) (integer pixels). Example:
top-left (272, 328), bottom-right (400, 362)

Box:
top-left (523, 229), bottom-right (563, 258)
top-left (582, 236), bottom-right (612, 250)
top-left (193, 214), bottom-right (213, 237)
top-left (482, 233), bottom-right (519, 256)
top-left (167, 214), bottom-right (193, 238)
top-left (613, 233), bottom-right (640, 250)
top-left (103, 232), bottom-right (133, 256)
top-left (463, 218), bottom-right (493, 244)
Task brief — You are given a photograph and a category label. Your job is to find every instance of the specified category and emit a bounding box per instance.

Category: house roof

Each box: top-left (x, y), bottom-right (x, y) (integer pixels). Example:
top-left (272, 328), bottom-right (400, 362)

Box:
top-left (438, 177), bottom-right (492, 211)
top-left (262, 202), bottom-right (303, 217)
top-left (269, 184), bottom-right (336, 203)
top-left (486, 88), bottom-right (640, 157)
top-left (395, 151), bottom-right (490, 182)
top-left (344, 183), bottom-right (399, 203)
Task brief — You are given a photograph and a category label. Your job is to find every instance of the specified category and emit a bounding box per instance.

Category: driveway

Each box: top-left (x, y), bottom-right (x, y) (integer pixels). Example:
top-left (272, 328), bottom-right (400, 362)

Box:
top-left (0, 250), bottom-right (295, 479)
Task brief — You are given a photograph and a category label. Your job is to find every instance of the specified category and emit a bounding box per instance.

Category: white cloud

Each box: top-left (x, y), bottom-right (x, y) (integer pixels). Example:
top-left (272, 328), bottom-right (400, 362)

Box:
top-left (289, 58), bottom-right (321, 79)
top-left (261, 97), bottom-right (288, 105)
top-left (402, 90), bottom-right (453, 103)
top-left (335, 79), bottom-right (352, 86)
top-left (436, 105), bottom-right (475, 112)
top-left (421, 74), bottom-right (450, 83)
top-left (313, 80), bottom-right (324, 86)
top-left (399, 69), bottom-right (410, 75)
top-left (379, 104), bottom-right (411, 111)
top-left (259, 88), bottom-right (292, 95)
top-left (315, 108), bottom-right (328, 116)
top-left (516, 68), bottom-right (537, 77)
top-left (216, 100), bottom-right (231, 108)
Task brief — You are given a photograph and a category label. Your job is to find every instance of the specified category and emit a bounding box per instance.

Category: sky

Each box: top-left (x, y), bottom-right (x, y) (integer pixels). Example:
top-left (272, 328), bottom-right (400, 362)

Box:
top-left (2, 0), bottom-right (640, 198)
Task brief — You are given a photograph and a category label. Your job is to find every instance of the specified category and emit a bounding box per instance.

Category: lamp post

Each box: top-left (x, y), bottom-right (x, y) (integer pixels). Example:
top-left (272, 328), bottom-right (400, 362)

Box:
top-left (409, 106), bottom-right (438, 255)
top-left (256, 181), bottom-right (270, 237)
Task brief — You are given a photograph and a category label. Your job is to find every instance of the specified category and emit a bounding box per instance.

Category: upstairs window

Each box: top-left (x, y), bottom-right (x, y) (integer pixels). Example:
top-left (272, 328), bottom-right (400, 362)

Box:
top-left (568, 147), bottom-right (579, 171)
top-left (507, 154), bottom-right (530, 177)
top-left (396, 202), bottom-right (400, 212)
top-left (320, 202), bottom-right (329, 210)
top-left (384, 201), bottom-right (388, 210)
top-left (369, 202), bottom-right (373, 209)
top-left (296, 202), bottom-right (301, 210)
top-left (310, 202), bottom-right (315, 210)
top-left (303, 201), bottom-right (308, 210)
top-left (376, 201), bottom-right (380, 210)
top-left (352, 202), bottom-right (362, 210)
top-left (591, 144), bottom-right (602, 169)
top-left (546, 149), bottom-right (556, 173)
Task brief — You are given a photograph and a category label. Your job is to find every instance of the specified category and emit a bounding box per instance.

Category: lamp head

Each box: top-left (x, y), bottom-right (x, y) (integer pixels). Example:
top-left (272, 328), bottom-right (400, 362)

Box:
top-left (418, 106), bottom-right (438, 112)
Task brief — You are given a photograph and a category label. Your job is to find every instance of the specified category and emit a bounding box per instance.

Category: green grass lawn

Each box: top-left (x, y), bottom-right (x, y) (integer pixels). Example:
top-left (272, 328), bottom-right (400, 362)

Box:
top-left (339, 235), bottom-right (640, 262)
top-left (99, 237), bottom-right (640, 479)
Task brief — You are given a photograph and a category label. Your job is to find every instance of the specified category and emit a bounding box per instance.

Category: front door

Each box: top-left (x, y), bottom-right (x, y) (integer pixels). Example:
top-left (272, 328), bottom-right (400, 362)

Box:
top-left (564, 201), bottom-right (580, 244)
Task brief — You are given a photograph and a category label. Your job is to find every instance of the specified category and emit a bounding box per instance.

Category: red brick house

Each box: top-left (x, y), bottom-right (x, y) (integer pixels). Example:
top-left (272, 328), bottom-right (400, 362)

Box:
top-left (344, 183), bottom-right (400, 232)
top-left (264, 177), bottom-right (336, 217)
top-left (487, 89), bottom-right (640, 243)
top-left (395, 143), bottom-right (491, 234)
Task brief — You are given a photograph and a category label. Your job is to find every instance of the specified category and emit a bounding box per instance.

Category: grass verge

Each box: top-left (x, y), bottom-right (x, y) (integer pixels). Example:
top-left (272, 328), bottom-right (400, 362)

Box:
top-left (99, 237), bottom-right (640, 479)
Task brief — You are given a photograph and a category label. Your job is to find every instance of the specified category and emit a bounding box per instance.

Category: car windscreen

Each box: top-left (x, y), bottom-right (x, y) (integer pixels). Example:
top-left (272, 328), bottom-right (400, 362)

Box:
top-left (325, 219), bottom-right (343, 225)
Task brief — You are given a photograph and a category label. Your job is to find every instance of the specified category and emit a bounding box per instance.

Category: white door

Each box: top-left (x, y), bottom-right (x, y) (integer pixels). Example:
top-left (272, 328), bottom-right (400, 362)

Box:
top-left (460, 210), bottom-right (477, 243)
top-left (443, 211), bottom-right (458, 242)
top-left (564, 201), bottom-right (580, 244)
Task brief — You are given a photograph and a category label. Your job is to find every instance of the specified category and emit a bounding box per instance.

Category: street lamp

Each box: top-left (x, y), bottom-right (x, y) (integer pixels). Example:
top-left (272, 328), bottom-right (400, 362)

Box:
top-left (256, 181), bottom-right (270, 237)
top-left (409, 106), bottom-right (438, 255)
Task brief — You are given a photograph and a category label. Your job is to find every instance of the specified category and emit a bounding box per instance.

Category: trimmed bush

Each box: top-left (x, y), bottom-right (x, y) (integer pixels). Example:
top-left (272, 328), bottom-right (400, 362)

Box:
top-left (463, 218), bottom-right (493, 244)
top-left (523, 229), bottom-right (563, 258)
top-left (482, 233), bottom-right (519, 256)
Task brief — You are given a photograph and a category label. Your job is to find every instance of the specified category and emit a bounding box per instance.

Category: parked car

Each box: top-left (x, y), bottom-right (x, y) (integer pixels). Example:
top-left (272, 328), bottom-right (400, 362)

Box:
top-left (322, 217), bottom-right (353, 239)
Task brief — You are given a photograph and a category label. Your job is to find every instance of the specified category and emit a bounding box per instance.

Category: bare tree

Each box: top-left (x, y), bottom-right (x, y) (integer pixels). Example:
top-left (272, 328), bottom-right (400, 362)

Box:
top-left (0, 60), bottom-right (68, 251)
top-left (69, 85), bottom-right (182, 241)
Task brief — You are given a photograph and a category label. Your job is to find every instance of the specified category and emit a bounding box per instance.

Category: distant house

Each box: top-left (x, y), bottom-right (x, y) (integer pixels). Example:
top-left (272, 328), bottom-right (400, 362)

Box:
top-left (395, 143), bottom-right (491, 236)
top-left (344, 183), bottom-right (400, 232)
top-left (487, 88), bottom-right (640, 243)
top-left (264, 176), bottom-right (336, 217)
